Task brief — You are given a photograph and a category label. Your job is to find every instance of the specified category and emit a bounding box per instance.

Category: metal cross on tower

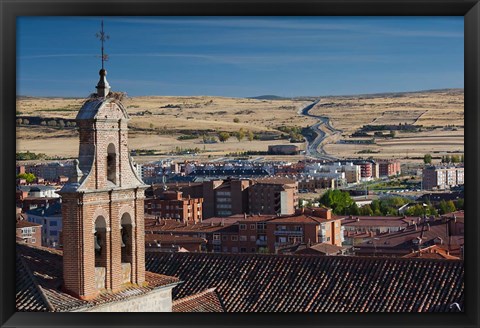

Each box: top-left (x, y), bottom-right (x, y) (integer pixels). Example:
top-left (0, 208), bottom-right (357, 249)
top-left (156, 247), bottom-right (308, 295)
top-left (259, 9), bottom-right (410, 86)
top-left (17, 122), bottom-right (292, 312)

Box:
top-left (96, 19), bottom-right (110, 69)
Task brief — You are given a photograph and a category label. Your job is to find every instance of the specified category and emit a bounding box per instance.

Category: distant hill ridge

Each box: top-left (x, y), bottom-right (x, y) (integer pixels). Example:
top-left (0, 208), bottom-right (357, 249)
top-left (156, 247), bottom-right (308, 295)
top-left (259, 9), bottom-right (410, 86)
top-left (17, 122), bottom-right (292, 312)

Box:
top-left (18, 88), bottom-right (463, 100)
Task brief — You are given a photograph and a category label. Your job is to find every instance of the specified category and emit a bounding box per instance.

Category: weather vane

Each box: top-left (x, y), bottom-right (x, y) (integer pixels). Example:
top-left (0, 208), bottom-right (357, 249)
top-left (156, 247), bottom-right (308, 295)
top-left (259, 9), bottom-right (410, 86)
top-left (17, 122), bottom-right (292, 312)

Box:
top-left (95, 19), bottom-right (109, 70)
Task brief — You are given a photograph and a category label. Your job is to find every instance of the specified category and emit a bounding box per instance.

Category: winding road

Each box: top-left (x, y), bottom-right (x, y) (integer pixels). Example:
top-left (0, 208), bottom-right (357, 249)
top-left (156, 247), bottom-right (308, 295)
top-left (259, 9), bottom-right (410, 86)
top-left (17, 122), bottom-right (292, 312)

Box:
top-left (298, 100), bottom-right (341, 161)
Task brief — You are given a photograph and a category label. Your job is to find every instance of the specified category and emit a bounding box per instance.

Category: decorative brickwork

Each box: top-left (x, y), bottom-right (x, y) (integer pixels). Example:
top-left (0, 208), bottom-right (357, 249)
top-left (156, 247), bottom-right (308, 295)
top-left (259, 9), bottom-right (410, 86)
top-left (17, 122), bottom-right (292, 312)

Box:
top-left (58, 73), bottom-right (148, 299)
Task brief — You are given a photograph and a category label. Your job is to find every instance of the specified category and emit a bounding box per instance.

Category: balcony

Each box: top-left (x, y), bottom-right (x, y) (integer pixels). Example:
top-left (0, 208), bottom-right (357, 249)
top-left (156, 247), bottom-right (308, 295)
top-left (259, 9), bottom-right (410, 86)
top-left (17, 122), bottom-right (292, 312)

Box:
top-left (274, 230), bottom-right (303, 236)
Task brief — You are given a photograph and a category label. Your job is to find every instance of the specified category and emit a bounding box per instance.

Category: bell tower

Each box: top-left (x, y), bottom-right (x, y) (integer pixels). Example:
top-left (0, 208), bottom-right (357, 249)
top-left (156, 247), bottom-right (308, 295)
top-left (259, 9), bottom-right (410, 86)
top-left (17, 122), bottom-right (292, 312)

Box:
top-left (59, 21), bottom-right (148, 299)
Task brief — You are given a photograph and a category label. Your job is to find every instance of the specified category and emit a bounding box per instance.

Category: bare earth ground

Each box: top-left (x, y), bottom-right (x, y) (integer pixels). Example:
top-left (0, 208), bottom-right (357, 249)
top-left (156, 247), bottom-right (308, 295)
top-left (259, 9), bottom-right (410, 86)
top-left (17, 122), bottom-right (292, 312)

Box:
top-left (16, 89), bottom-right (463, 163)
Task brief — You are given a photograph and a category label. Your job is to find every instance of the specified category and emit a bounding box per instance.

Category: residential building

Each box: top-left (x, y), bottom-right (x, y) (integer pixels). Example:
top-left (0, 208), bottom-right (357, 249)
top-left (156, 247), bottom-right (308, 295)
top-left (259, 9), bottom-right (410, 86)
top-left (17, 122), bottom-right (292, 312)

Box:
top-left (25, 202), bottom-right (62, 248)
top-left (17, 185), bottom-right (60, 198)
top-left (377, 159), bottom-right (401, 177)
top-left (144, 190), bottom-right (203, 223)
top-left (422, 165), bottom-right (464, 190)
top-left (268, 144), bottom-right (300, 155)
top-left (266, 207), bottom-right (344, 253)
top-left (248, 177), bottom-right (298, 215)
top-left (16, 220), bottom-right (42, 247)
top-left (25, 161), bottom-right (75, 182)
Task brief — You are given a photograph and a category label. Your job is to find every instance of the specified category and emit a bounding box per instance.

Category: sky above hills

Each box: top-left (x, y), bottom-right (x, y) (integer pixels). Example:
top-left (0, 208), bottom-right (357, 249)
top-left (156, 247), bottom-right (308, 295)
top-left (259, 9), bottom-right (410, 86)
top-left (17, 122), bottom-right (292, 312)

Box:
top-left (17, 16), bottom-right (463, 98)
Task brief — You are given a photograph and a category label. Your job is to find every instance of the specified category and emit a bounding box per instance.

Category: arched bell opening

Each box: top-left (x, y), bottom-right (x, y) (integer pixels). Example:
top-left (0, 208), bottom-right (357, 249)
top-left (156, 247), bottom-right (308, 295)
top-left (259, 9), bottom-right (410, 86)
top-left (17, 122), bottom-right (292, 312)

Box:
top-left (107, 143), bottom-right (117, 184)
top-left (120, 213), bottom-right (134, 283)
top-left (94, 216), bottom-right (108, 290)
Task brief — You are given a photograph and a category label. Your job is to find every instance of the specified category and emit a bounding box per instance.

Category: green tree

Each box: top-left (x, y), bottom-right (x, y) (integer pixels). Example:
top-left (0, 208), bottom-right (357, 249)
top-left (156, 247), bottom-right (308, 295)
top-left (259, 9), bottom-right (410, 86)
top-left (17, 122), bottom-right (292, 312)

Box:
top-left (445, 155), bottom-right (451, 163)
top-left (218, 132), bottom-right (230, 143)
top-left (461, 154), bottom-right (464, 163)
top-left (17, 173), bottom-right (36, 183)
top-left (236, 128), bottom-right (245, 142)
top-left (247, 130), bottom-right (254, 141)
top-left (359, 204), bottom-right (373, 216)
top-left (318, 190), bottom-right (354, 215)
top-left (451, 155), bottom-right (460, 163)
top-left (423, 154), bottom-right (432, 164)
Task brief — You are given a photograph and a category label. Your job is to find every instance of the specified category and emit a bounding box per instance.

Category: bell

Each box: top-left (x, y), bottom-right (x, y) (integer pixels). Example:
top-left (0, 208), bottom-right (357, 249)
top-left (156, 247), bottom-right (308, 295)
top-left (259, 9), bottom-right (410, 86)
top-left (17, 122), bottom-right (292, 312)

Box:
top-left (94, 234), bottom-right (101, 252)
top-left (121, 227), bottom-right (127, 248)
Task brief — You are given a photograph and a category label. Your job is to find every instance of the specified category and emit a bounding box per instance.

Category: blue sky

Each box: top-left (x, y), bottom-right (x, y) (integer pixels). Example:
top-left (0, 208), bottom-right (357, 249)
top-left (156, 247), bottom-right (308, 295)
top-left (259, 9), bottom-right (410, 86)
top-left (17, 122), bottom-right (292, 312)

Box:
top-left (17, 16), bottom-right (464, 98)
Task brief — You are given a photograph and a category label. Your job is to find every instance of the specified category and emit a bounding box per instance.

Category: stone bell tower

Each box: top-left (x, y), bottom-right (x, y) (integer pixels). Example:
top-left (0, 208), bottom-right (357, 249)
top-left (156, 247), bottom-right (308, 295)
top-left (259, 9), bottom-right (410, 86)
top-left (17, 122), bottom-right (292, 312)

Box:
top-left (59, 36), bottom-right (147, 299)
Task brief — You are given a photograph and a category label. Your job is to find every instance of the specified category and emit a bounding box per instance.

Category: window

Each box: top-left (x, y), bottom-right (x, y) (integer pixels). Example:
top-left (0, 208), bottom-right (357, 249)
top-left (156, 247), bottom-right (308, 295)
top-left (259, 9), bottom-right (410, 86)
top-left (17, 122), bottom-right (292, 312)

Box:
top-left (239, 236), bottom-right (247, 241)
top-left (31, 238), bottom-right (36, 243)
top-left (32, 228), bottom-right (36, 233)
top-left (222, 235), bottom-right (228, 241)
top-left (240, 247), bottom-right (247, 253)
top-left (49, 221), bottom-right (57, 226)
top-left (50, 230), bottom-right (58, 236)
top-left (231, 235), bottom-right (238, 241)
top-left (257, 222), bottom-right (266, 231)
top-left (251, 248), bottom-right (256, 253)
top-left (240, 224), bottom-right (247, 230)
top-left (250, 235), bottom-right (256, 242)
top-left (213, 234), bottom-right (220, 240)
top-left (250, 224), bottom-right (256, 230)
top-left (232, 247), bottom-right (238, 253)
top-left (223, 246), bottom-right (229, 252)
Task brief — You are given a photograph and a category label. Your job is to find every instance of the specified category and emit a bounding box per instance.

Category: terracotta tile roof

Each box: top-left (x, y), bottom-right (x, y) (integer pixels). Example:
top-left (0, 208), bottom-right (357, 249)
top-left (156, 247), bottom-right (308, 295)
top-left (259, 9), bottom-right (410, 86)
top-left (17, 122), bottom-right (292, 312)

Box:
top-left (16, 243), bottom-right (180, 312)
top-left (145, 218), bottom-right (234, 233)
top-left (295, 243), bottom-right (345, 255)
top-left (354, 220), bottom-right (464, 256)
top-left (402, 245), bottom-right (460, 260)
top-left (266, 214), bottom-right (334, 224)
top-left (16, 220), bottom-right (42, 228)
top-left (146, 252), bottom-right (464, 312)
top-left (342, 216), bottom-right (410, 227)
top-left (173, 288), bottom-right (224, 312)
top-left (145, 234), bottom-right (206, 244)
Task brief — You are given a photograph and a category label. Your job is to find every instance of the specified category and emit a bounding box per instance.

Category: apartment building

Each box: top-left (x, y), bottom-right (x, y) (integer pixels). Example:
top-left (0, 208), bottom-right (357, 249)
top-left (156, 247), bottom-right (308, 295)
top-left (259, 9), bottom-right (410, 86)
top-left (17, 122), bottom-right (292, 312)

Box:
top-left (16, 220), bottom-right (42, 247)
top-left (248, 177), bottom-right (298, 215)
top-left (377, 159), bottom-right (401, 177)
top-left (422, 165), bottom-right (464, 190)
top-left (266, 207), bottom-right (344, 253)
top-left (144, 190), bottom-right (203, 223)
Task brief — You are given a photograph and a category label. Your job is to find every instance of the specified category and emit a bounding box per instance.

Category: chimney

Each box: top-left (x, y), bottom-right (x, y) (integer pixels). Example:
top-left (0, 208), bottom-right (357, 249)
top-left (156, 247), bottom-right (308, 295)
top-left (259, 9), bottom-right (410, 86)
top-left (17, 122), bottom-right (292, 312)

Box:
top-left (221, 219), bottom-right (225, 227)
top-left (427, 223), bottom-right (430, 231)
top-left (244, 213), bottom-right (247, 220)
top-left (356, 217), bottom-right (360, 222)
top-left (414, 223), bottom-right (417, 231)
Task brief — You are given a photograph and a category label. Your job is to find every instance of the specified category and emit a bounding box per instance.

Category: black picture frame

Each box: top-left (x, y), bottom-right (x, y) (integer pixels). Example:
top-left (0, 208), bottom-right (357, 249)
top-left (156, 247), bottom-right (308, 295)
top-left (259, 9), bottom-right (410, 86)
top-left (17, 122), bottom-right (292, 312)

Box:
top-left (2, 1), bottom-right (479, 327)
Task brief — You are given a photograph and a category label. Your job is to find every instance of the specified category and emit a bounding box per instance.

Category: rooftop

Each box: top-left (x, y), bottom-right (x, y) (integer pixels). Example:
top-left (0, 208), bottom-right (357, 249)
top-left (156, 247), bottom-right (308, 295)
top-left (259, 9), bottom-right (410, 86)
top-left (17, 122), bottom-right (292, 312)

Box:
top-left (146, 252), bottom-right (463, 312)
top-left (16, 243), bottom-right (180, 312)
top-left (172, 288), bottom-right (224, 312)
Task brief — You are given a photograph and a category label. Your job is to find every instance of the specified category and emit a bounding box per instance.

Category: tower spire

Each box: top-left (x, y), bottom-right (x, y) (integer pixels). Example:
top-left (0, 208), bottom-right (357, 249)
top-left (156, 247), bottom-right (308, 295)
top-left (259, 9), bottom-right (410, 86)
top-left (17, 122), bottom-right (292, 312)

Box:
top-left (95, 19), bottom-right (111, 97)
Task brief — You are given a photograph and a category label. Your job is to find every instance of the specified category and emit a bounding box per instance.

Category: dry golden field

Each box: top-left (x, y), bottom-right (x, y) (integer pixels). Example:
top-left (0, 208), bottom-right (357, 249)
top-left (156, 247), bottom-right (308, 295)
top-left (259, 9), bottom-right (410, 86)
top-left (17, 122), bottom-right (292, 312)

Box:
top-left (16, 89), bottom-right (463, 162)
top-left (311, 89), bottom-right (464, 161)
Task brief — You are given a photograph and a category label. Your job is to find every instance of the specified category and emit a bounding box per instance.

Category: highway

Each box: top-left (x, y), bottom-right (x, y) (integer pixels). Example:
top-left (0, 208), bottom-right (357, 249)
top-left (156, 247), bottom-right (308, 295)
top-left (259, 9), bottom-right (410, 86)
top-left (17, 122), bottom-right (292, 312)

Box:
top-left (299, 100), bottom-right (340, 161)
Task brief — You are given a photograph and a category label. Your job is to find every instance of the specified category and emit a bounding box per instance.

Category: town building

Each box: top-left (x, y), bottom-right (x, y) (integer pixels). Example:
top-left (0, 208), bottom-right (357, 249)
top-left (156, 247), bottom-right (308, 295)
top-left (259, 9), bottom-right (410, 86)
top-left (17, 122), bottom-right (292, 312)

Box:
top-left (144, 190), bottom-right (203, 223)
top-left (16, 220), bottom-right (42, 247)
top-left (377, 159), bottom-right (401, 177)
top-left (266, 207), bottom-right (344, 253)
top-left (24, 161), bottom-right (75, 182)
top-left (248, 177), bottom-right (298, 215)
top-left (17, 184), bottom-right (60, 198)
top-left (422, 165), bottom-right (465, 190)
top-left (268, 144), bottom-right (300, 155)
top-left (25, 202), bottom-right (62, 248)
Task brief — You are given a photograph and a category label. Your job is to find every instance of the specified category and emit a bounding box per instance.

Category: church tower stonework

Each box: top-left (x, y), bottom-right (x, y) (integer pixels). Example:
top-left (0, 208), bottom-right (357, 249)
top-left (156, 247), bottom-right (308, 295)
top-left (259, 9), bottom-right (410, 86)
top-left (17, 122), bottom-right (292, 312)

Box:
top-left (59, 68), bottom-right (148, 300)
